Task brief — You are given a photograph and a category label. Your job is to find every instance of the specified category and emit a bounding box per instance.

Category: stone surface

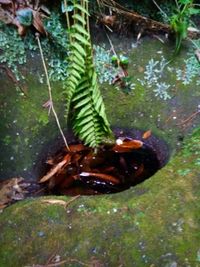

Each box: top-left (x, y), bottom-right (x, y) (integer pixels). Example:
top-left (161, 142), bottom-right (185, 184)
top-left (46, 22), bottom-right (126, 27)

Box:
top-left (0, 37), bottom-right (200, 266)
top-left (0, 129), bottom-right (199, 266)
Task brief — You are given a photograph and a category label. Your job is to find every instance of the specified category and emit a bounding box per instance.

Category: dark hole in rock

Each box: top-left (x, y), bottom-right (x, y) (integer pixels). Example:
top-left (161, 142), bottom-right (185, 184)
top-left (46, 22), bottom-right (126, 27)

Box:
top-left (36, 128), bottom-right (170, 196)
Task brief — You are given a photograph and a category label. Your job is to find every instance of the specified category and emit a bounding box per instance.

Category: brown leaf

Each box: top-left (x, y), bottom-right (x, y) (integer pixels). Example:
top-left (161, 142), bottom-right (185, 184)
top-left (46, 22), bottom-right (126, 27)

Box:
top-left (40, 5), bottom-right (51, 16)
top-left (41, 196), bottom-right (80, 208)
top-left (142, 130), bottom-right (152, 139)
top-left (17, 24), bottom-right (27, 36)
top-left (77, 172), bottom-right (120, 185)
top-left (69, 143), bottom-right (87, 152)
top-left (0, 204), bottom-right (7, 211)
top-left (32, 10), bottom-right (47, 35)
top-left (41, 199), bottom-right (68, 206)
top-left (71, 153), bottom-right (83, 167)
top-left (112, 140), bottom-right (143, 152)
top-left (59, 175), bottom-right (75, 189)
top-left (46, 158), bottom-right (54, 165)
top-left (134, 164), bottom-right (144, 177)
top-left (101, 15), bottom-right (116, 27)
top-left (0, 177), bottom-right (28, 209)
top-left (39, 154), bottom-right (71, 183)
top-left (0, 6), bottom-right (13, 24)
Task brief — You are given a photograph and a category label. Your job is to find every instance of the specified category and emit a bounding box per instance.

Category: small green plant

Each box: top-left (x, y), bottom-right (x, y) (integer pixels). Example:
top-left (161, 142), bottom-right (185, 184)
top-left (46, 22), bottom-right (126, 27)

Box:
top-left (170, 0), bottom-right (200, 54)
top-left (111, 54), bottom-right (129, 68)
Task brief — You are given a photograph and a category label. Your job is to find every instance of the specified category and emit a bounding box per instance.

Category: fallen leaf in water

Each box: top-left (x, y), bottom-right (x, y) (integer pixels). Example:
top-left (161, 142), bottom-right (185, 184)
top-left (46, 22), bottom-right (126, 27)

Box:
top-left (142, 130), bottom-right (152, 139)
top-left (134, 164), bottom-right (144, 177)
top-left (69, 143), bottom-right (88, 152)
top-left (77, 172), bottom-right (120, 184)
top-left (112, 139), bottom-right (143, 152)
top-left (39, 154), bottom-right (71, 183)
top-left (46, 158), bottom-right (54, 165)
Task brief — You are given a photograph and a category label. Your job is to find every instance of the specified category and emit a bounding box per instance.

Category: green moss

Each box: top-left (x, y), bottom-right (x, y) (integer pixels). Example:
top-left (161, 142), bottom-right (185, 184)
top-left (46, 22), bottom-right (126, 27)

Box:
top-left (0, 130), bottom-right (199, 266)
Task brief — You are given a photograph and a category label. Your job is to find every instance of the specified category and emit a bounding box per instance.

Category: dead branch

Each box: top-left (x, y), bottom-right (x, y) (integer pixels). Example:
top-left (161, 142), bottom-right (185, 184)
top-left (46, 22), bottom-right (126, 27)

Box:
top-left (99, 0), bottom-right (200, 38)
top-left (177, 110), bottom-right (200, 126)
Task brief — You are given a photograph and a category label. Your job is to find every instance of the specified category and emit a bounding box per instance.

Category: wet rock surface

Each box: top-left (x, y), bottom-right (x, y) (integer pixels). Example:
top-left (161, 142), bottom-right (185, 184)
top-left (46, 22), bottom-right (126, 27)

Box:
top-left (0, 133), bottom-right (199, 266)
top-left (0, 37), bottom-right (200, 266)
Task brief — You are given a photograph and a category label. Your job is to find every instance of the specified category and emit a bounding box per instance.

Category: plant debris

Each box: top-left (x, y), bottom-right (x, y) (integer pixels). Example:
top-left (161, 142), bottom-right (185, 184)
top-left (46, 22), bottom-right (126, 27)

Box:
top-left (0, 0), bottom-right (49, 36)
top-left (0, 177), bottom-right (28, 211)
top-left (0, 177), bottom-right (42, 211)
top-left (39, 136), bottom-right (160, 195)
top-left (41, 195), bottom-right (80, 208)
top-left (142, 130), bottom-right (152, 140)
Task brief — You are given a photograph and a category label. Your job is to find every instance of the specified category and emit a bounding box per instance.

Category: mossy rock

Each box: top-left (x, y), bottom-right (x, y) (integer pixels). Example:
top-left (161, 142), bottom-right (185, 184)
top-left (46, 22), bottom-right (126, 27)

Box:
top-left (0, 131), bottom-right (199, 267)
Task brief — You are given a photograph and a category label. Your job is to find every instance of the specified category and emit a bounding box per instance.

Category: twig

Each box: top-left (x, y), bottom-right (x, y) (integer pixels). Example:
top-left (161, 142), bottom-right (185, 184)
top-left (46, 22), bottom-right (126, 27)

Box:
top-left (85, 0), bottom-right (90, 36)
top-left (45, 248), bottom-right (60, 267)
top-left (26, 260), bottom-right (68, 267)
top-left (176, 110), bottom-right (200, 126)
top-left (104, 32), bottom-right (126, 78)
top-left (67, 258), bottom-right (88, 266)
top-left (63, 0), bottom-right (72, 43)
top-left (152, 0), bottom-right (169, 20)
top-left (65, 194), bottom-right (80, 207)
top-left (35, 34), bottom-right (70, 151)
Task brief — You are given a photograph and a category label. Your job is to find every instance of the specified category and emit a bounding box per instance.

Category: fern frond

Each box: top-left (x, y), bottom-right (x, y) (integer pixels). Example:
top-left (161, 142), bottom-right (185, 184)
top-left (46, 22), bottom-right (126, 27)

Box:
top-left (64, 0), bottom-right (112, 148)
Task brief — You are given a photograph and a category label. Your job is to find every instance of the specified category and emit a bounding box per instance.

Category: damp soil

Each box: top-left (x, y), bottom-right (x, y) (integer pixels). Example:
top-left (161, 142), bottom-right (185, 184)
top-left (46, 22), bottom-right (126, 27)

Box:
top-left (37, 128), bottom-right (169, 196)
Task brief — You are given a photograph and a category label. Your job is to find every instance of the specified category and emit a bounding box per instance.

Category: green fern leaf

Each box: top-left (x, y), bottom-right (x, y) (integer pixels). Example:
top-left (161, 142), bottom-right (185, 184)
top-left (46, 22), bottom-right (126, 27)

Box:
top-left (72, 90), bottom-right (89, 102)
top-left (73, 33), bottom-right (90, 46)
top-left (75, 115), bottom-right (93, 126)
top-left (74, 4), bottom-right (90, 16)
top-left (72, 14), bottom-right (86, 25)
top-left (72, 43), bottom-right (87, 57)
top-left (74, 96), bottom-right (91, 108)
top-left (73, 24), bottom-right (89, 37)
top-left (64, 0), bottom-right (112, 148)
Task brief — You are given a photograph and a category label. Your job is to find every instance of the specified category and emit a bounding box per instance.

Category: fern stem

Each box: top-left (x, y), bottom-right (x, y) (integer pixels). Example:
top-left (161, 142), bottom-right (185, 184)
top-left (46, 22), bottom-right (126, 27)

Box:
top-left (86, 0), bottom-right (90, 37)
top-left (36, 34), bottom-right (70, 151)
top-left (63, 0), bottom-right (72, 42)
top-left (81, 0), bottom-right (84, 21)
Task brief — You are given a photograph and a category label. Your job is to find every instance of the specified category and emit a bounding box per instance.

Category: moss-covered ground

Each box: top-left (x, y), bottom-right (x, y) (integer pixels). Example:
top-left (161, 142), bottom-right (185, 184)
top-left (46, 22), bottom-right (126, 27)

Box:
top-left (0, 128), bottom-right (199, 267)
top-left (0, 30), bottom-right (200, 266)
